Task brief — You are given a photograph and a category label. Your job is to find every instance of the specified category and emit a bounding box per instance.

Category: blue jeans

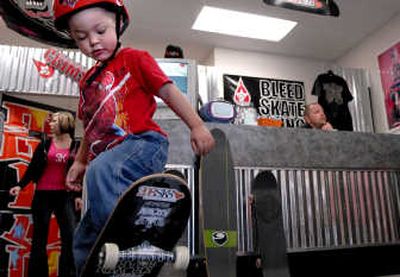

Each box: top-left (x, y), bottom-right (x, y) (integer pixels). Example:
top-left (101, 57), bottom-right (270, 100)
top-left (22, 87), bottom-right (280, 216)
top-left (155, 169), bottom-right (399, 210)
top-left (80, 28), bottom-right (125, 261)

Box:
top-left (73, 132), bottom-right (168, 275)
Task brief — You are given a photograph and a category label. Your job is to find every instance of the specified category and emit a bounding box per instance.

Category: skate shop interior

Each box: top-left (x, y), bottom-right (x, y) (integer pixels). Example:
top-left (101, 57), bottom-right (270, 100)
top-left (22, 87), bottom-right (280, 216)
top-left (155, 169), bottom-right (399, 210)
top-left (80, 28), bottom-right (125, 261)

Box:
top-left (1, 0), bottom-right (400, 277)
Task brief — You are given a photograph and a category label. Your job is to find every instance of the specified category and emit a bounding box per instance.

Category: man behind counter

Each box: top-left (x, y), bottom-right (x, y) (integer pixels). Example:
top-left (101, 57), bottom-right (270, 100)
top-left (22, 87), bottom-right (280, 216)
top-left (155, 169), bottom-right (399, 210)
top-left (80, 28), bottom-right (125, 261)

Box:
top-left (303, 102), bottom-right (335, 131)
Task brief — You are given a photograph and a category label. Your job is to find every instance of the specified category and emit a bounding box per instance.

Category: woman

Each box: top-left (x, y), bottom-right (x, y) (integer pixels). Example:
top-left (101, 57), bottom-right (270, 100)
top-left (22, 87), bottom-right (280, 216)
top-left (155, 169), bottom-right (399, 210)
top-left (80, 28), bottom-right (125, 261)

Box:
top-left (9, 111), bottom-right (80, 277)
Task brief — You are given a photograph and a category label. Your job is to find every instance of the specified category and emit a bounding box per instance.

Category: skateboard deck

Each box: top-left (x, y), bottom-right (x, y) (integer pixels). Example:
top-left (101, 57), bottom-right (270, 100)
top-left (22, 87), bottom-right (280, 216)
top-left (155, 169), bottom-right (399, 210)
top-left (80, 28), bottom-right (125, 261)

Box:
top-left (252, 170), bottom-right (290, 277)
top-left (80, 173), bottom-right (192, 277)
top-left (199, 128), bottom-right (237, 277)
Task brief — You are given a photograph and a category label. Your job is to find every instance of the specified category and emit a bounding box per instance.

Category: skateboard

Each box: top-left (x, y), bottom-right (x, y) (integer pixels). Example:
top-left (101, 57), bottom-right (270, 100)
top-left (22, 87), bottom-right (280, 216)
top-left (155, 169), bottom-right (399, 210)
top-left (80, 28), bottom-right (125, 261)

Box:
top-left (80, 173), bottom-right (192, 277)
top-left (252, 170), bottom-right (290, 277)
top-left (199, 128), bottom-right (237, 277)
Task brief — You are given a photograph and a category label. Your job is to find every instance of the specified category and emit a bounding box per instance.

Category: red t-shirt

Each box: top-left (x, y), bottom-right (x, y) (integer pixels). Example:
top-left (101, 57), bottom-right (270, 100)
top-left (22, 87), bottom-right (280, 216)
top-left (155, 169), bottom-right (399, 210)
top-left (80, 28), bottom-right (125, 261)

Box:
top-left (36, 142), bottom-right (69, 190)
top-left (78, 48), bottom-right (171, 158)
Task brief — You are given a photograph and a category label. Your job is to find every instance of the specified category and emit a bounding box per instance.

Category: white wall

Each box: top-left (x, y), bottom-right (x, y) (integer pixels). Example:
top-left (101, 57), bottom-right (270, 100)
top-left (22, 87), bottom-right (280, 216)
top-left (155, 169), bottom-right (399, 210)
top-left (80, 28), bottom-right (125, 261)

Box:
top-left (338, 13), bottom-right (400, 133)
top-left (212, 48), bottom-right (329, 103)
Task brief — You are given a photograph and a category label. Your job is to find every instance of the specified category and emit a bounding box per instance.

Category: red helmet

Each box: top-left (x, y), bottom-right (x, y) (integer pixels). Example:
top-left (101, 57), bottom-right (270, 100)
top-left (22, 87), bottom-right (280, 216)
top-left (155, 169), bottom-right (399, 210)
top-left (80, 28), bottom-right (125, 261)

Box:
top-left (54, 0), bottom-right (130, 34)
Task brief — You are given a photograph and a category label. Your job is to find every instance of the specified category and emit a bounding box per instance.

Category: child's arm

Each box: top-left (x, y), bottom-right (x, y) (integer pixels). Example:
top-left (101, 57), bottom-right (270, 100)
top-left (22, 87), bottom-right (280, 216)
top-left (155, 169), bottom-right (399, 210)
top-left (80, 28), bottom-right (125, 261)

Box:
top-left (66, 136), bottom-right (89, 192)
top-left (158, 83), bottom-right (215, 155)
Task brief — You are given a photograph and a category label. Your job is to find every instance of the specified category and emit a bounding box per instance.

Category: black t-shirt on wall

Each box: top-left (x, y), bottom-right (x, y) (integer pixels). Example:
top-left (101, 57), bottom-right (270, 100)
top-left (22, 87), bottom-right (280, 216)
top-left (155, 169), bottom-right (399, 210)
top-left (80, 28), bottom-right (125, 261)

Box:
top-left (311, 72), bottom-right (354, 131)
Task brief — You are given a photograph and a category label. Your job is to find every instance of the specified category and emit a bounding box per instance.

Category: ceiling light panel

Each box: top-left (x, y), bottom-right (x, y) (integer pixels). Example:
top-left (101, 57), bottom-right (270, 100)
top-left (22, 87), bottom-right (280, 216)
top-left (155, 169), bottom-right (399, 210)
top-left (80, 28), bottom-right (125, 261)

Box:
top-left (192, 6), bottom-right (297, 42)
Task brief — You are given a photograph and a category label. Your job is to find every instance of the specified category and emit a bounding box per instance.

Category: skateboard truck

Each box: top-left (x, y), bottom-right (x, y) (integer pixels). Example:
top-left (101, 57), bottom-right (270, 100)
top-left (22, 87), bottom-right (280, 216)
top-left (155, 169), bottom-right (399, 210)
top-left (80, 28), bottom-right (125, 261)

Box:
top-left (98, 241), bottom-right (190, 275)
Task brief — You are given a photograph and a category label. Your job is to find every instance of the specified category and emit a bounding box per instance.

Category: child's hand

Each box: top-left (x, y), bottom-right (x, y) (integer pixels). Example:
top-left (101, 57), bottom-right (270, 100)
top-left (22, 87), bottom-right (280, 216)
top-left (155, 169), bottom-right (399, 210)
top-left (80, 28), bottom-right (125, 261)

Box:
top-left (66, 161), bottom-right (86, 192)
top-left (190, 125), bottom-right (215, 156)
top-left (75, 197), bottom-right (84, 211)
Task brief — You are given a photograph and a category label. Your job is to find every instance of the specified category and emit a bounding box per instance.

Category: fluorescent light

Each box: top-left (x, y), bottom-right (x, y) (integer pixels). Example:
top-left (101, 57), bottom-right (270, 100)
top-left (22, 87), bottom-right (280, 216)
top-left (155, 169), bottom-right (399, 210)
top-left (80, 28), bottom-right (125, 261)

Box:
top-left (192, 6), bottom-right (297, 42)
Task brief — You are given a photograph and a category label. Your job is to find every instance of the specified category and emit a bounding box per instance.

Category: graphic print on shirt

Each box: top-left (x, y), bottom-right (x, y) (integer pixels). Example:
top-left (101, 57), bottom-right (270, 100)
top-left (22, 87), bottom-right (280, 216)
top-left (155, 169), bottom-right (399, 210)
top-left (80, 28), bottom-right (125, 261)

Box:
top-left (322, 83), bottom-right (344, 105)
top-left (81, 70), bottom-right (131, 157)
top-left (55, 153), bottom-right (67, 163)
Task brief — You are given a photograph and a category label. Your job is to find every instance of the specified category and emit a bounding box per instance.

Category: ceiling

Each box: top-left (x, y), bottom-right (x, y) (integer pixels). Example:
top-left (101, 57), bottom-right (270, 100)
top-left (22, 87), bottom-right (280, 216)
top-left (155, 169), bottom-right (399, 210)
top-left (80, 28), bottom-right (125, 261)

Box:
top-left (1, 0), bottom-right (400, 63)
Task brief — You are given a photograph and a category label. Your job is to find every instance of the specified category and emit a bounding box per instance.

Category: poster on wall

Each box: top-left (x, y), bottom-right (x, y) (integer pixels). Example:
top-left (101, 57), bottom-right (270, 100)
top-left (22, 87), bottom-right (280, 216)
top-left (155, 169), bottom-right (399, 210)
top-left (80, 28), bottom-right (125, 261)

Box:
top-left (0, 94), bottom-right (73, 277)
top-left (378, 42), bottom-right (400, 130)
top-left (223, 74), bottom-right (306, 127)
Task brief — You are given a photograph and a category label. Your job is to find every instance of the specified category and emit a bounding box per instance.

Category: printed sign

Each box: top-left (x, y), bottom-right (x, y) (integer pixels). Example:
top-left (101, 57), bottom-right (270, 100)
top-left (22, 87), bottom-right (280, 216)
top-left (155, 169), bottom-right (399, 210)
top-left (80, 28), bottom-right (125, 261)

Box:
top-left (224, 74), bottom-right (306, 127)
top-left (378, 42), bottom-right (400, 129)
top-left (44, 48), bottom-right (86, 82)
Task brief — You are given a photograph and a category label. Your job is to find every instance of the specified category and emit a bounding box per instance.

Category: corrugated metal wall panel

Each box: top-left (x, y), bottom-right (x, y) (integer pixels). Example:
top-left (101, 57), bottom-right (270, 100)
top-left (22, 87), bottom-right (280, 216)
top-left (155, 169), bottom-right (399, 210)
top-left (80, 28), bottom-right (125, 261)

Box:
top-left (236, 167), bottom-right (400, 253)
top-left (0, 45), bottom-right (93, 96)
top-left (165, 165), bottom-right (196, 255)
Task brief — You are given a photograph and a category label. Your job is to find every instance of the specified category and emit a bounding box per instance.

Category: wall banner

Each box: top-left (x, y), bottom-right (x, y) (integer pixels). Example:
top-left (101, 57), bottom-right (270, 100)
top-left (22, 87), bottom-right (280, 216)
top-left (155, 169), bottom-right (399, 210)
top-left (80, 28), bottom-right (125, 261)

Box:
top-left (223, 74), bottom-right (306, 127)
top-left (378, 42), bottom-right (400, 130)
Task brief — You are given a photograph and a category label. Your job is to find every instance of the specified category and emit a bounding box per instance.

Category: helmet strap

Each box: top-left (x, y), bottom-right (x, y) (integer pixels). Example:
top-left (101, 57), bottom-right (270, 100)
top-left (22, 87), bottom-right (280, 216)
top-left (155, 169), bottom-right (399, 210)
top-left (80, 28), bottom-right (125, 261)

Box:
top-left (115, 12), bottom-right (122, 41)
top-left (84, 41), bottom-right (121, 88)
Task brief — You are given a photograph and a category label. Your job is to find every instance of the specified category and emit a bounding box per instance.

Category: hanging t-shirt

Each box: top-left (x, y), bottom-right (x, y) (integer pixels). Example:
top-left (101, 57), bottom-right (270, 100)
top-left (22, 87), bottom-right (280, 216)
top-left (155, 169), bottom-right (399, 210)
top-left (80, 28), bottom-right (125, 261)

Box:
top-left (311, 72), bottom-right (354, 131)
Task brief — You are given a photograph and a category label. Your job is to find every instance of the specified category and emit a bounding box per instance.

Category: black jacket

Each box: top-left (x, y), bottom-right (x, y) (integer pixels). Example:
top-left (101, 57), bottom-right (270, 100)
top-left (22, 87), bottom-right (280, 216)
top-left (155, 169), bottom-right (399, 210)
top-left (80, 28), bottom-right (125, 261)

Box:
top-left (17, 138), bottom-right (80, 189)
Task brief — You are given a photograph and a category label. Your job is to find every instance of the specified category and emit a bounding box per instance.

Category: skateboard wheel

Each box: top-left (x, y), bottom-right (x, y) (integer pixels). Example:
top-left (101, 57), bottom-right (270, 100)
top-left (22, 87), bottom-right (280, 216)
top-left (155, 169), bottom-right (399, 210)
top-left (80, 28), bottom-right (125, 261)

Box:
top-left (173, 246), bottom-right (190, 270)
top-left (101, 243), bottom-right (119, 271)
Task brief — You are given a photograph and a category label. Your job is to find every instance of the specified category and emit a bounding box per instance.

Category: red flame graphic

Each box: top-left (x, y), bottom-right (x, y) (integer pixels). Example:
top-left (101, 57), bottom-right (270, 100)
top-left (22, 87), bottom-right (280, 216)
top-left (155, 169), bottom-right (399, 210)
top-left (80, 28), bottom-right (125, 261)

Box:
top-left (33, 59), bottom-right (55, 79)
top-left (233, 77), bottom-right (251, 106)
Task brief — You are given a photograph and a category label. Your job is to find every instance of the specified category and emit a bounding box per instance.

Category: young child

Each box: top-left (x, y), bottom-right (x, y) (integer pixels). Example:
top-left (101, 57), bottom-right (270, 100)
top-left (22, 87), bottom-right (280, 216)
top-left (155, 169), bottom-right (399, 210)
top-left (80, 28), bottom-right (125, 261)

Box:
top-left (53, 0), bottom-right (215, 274)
